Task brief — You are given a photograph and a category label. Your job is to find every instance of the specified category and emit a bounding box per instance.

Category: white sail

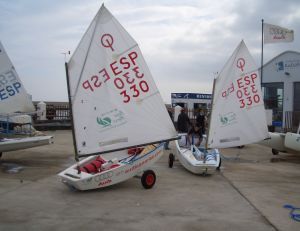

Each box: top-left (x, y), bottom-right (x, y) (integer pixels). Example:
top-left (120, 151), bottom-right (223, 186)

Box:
top-left (0, 41), bottom-right (35, 115)
top-left (207, 40), bottom-right (269, 148)
top-left (68, 5), bottom-right (177, 156)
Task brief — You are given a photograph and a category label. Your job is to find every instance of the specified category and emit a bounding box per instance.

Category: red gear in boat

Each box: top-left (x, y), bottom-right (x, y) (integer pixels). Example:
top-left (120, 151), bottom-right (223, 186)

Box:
top-left (80, 156), bottom-right (106, 173)
top-left (127, 147), bottom-right (144, 155)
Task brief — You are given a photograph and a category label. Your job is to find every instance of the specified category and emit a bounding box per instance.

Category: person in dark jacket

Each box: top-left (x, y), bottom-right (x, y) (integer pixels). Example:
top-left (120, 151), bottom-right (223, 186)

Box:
top-left (177, 108), bottom-right (190, 133)
top-left (164, 107), bottom-right (174, 150)
top-left (188, 123), bottom-right (203, 146)
top-left (196, 109), bottom-right (206, 135)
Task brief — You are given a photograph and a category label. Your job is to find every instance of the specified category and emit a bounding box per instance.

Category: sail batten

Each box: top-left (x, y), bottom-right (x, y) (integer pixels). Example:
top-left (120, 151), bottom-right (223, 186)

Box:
top-left (67, 5), bottom-right (177, 156)
top-left (207, 40), bottom-right (269, 149)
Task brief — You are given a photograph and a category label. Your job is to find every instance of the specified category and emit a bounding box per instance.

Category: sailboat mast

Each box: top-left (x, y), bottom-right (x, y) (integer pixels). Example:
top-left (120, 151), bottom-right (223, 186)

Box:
top-left (64, 8), bottom-right (101, 160)
top-left (65, 62), bottom-right (79, 161)
top-left (205, 78), bottom-right (217, 149)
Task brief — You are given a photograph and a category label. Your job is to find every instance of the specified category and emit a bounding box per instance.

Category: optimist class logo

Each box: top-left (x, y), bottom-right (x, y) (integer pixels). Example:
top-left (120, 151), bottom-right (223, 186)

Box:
top-left (101, 34), bottom-right (115, 51)
top-left (236, 58), bottom-right (245, 72)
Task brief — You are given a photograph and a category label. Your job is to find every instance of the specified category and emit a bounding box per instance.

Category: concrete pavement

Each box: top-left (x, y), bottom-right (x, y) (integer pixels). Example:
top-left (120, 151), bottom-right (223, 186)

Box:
top-left (0, 130), bottom-right (299, 231)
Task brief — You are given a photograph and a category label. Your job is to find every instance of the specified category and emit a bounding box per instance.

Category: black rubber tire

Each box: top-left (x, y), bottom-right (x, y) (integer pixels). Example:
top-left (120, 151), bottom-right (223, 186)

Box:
top-left (272, 148), bottom-right (279, 155)
top-left (168, 153), bottom-right (174, 168)
top-left (0, 152), bottom-right (2, 159)
top-left (216, 157), bottom-right (222, 171)
top-left (237, 145), bottom-right (245, 149)
top-left (141, 170), bottom-right (156, 189)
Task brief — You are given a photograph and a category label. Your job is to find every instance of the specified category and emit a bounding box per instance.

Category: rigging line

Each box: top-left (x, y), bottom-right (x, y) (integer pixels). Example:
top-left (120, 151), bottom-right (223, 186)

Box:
top-left (65, 62), bottom-right (79, 162)
top-left (72, 7), bottom-right (103, 101)
top-left (78, 136), bottom-right (179, 158)
top-left (261, 19), bottom-right (264, 87)
top-left (125, 143), bottom-right (162, 164)
top-left (283, 204), bottom-right (300, 222)
top-left (217, 40), bottom-right (244, 77)
top-left (116, 44), bottom-right (138, 58)
top-left (220, 172), bottom-right (279, 231)
top-left (206, 78), bottom-right (216, 149)
top-left (111, 14), bottom-right (137, 54)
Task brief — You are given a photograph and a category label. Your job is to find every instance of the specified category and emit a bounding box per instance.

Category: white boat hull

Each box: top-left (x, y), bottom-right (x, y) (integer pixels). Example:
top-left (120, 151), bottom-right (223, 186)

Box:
top-left (174, 134), bottom-right (221, 174)
top-left (0, 136), bottom-right (54, 153)
top-left (259, 132), bottom-right (300, 154)
top-left (259, 132), bottom-right (286, 152)
top-left (58, 143), bottom-right (164, 191)
top-left (285, 132), bottom-right (300, 152)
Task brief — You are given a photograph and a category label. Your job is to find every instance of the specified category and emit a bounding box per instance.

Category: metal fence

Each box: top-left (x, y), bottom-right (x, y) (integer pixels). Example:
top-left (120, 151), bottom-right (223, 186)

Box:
top-left (284, 111), bottom-right (300, 132)
top-left (32, 103), bottom-right (70, 121)
top-left (46, 104), bottom-right (70, 120)
top-left (32, 103), bottom-right (299, 132)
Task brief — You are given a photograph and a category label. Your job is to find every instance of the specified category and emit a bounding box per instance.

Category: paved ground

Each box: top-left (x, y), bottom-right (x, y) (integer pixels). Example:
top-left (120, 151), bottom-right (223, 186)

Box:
top-left (0, 130), bottom-right (299, 231)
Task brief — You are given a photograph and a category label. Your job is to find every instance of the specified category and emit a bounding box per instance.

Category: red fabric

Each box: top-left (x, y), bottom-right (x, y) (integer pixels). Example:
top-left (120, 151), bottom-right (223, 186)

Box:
top-left (127, 148), bottom-right (144, 155)
top-left (109, 164), bottom-right (120, 169)
top-left (80, 156), bottom-right (106, 173)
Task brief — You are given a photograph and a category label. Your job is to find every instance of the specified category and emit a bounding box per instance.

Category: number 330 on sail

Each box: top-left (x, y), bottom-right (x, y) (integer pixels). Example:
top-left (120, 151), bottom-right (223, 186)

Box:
top-left (82, 50), bottom-right (149, 103)
top-left (236, 73), bottom-right (260, 108)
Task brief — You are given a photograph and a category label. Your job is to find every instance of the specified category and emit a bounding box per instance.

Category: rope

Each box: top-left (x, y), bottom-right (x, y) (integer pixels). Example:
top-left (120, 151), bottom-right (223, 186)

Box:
top-left (283, 204), bottom-right (300, 222)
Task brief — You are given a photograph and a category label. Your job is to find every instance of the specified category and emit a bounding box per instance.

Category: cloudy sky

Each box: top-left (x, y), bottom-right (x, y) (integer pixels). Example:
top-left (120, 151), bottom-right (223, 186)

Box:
top-left (0, 0), bottom-right (299, 103)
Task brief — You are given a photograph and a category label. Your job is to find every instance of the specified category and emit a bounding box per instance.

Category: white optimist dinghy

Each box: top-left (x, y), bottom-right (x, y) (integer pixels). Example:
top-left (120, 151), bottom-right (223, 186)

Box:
top-left (0, 41), bottom-right (53, 157)
top-left (259, 124), bottom-right (300, 155)
top-left (169, 134), bottom-right (221, 174)
top-left (58, 5), bottom-right (177, 191)
top-left (170, 40), bottom-right (269, 174)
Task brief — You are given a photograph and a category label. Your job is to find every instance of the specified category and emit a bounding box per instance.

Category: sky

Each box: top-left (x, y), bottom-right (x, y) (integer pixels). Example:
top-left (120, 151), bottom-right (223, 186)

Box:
top-left (0, 0), bottom-right (299, 104)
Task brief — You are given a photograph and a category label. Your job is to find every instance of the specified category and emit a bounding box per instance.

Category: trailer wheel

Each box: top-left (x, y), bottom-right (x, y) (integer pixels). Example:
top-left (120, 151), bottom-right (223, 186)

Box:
top-left (168, 153), bottom-right (174, 168)
top-left (272, 149), bottom-right (279, 155)
top-left (0, 152), bottom-right (2, 159)
top-left (238, 145), bottom-right (245, 149)
top-left (141, 170), bottom-right (156, 189)
top-left (216, 157), bottom-right (222, 171)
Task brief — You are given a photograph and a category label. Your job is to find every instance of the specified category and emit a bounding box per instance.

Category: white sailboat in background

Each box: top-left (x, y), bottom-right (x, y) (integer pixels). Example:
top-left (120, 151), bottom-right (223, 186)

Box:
top-left (171, 134), bottom-right (221, 174)
top-left (260, 125), bottom-right (300, 155)
top-left (0, 41), bottom-right (53, 157)
top-left (207, 40), bottom-right (269, 149)
top-left (210, 40), bottom-right (300, 156)
top-left (171, 40), bottom-right (269, 174)
top-left (58, 5), bottom-right (177, 191)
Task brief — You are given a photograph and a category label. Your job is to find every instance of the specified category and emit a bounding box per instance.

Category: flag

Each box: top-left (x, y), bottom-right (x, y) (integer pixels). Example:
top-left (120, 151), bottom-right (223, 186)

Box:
top-left (264, 23), bottom-right (294, 44)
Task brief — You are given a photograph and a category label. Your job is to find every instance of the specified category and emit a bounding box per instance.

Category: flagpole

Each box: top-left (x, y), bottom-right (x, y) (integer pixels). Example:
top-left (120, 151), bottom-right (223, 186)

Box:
top-left (261, 19), bottom-right (264, 86)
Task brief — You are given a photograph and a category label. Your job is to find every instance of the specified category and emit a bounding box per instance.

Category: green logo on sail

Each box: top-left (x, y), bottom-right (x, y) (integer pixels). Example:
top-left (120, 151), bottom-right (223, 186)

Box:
top-left (219, 112), bottom-right (237, 126)
top-left (97, 117), bottom-right (112, 127)
top-left (96, 109), bottom-right (127, 131)
top-left (220, 116), bottom-right (228, 125)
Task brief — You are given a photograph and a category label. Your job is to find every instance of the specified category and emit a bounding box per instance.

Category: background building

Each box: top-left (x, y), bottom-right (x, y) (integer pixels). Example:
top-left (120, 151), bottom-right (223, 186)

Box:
top-left (171, 93), bottom-right (212, 111)
top-left (261, 50), bottom-right (300, 131)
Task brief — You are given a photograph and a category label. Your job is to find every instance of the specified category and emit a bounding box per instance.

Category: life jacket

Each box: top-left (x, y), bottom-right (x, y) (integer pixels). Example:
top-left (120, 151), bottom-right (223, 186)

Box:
top-left (80, 156), bottom-right (106, 173)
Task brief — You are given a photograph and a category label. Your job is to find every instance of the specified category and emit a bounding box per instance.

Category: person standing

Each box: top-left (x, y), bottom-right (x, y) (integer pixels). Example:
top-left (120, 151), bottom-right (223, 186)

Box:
top-left (173, 105), bottom-right (182, 130)
top-left (188, 123), bottom-right (203, 146)
top-left (164, 107), bottom-right (173, 150)
top-left (196, 109), bottom-right (206, 135)
top-left (177, 108), bottom-right (191, 133)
